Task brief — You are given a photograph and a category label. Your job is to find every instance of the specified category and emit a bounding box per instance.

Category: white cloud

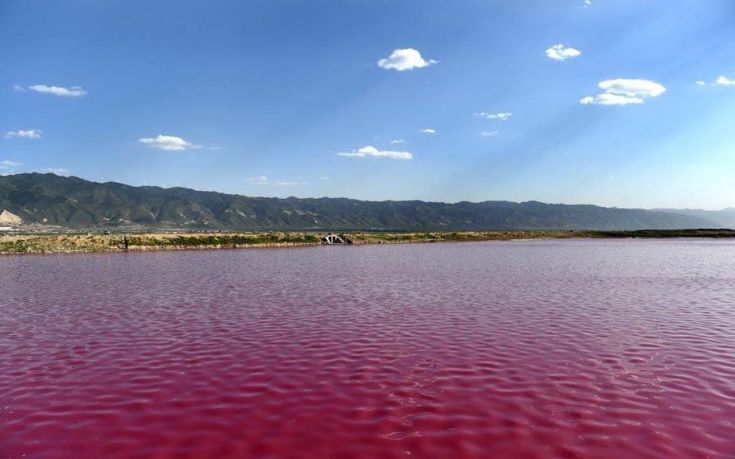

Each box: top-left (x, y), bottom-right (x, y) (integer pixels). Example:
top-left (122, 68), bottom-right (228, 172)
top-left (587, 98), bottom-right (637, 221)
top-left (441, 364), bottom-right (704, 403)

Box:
top-left (12, 84), bottom-right (24, 92)
top-left (208, 145), bottom-right (223, 151)
top-left (273, 180), bottom-right (307, 186)
top-left (580, 94), bottom-right (642, 106)
top-left (481, 130), bottom-right (499, 137)
top-left (338, 145), bottom-right (413, 160)
top-left (319, 176), bottom-right (331, 181)
top-left (377, 48), bottom-right (437, 71)
top-left (245, 175), bottom-right (269, 184)
top-left (4, 129), bottom-right (42, 139)
top-left (40, 167), bottom-right (70, 176)
top-left (418, 128), bottom-right (436, 134)
top-left (584, 0), bottom-right (592, 7)
top-left (546, 44), bottom-right (582, 61)
top-left (0, 160), bottom-right (22, 169)
top-left (0, 161), bottom-right (21, 175)
top-left (390, 139), bottom-right (406, 144)
top-left (28, 84), bottom-right (87, 97)
top-left (244, 175), bottom-right (306, 186)
top-left (474, 112), bottom-right (512, 121)
top-left (693, 74), bottom-right (735, 87)
top-left (580, 79), bottom-right (666, 106)
top-left (714, 75), bottom-right (735, 87)
top-left (0, 160), bottom-right (21, 175)
top-left (598, 79), bottom-right (666, 97)
top-left (138, 134), bottom-right (201, 151)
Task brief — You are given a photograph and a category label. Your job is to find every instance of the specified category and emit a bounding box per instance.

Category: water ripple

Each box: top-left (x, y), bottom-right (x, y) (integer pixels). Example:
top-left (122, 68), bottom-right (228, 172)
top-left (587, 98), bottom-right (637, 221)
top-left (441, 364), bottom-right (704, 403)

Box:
top-left (1, 239), bottom-right (735, 458)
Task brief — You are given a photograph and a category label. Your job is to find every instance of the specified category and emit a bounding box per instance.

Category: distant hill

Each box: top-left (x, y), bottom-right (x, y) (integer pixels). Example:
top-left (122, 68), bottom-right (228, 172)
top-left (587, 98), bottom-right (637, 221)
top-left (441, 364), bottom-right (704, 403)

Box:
top-left (654, 208), bottom-right (735, 230)
top-left (0, 173), bottom-right (729, 231)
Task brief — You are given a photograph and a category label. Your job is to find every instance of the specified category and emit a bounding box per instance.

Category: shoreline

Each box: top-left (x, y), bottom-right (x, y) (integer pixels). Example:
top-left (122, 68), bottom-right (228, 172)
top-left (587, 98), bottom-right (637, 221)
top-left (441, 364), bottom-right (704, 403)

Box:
top-left (2, 229), bottom-right (734, 255)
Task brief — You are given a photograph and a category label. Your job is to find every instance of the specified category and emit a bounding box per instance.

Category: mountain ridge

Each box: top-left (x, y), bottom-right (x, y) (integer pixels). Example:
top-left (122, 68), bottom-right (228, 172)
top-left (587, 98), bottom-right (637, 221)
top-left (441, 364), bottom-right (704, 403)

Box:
top-left (0, 173), bottom-right (730, 231)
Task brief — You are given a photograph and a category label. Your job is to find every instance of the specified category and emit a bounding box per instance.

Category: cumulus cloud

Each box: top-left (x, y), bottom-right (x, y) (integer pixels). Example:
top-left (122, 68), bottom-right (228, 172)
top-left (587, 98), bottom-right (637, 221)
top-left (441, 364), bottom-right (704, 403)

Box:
top-left (481, 130), bottom-right (499, 137)
top-left (546, 44), bottom-right (582, 61)
top-left (28, 84), bottom-right (87, 97)
top-left (418, 128), bottom-right (436, 134)
top-left (584, 0), bottom-right (592, 7)
top-left (138, 134), bottom-right (201, 151)
top-left (580, 79), bottom-right (666, 106)
top-left (694, 74), bottom-right (735, 87)
top-left (338, 145), bottom-right (413, 160)
top-left (377, 48), bottom-right (437, 71)
top-left (714, 75), bottom-right (735, 86)
top-left (474, 112), bottom-right (512, 121)
top-left (4, 129), bottom-right (42, 139)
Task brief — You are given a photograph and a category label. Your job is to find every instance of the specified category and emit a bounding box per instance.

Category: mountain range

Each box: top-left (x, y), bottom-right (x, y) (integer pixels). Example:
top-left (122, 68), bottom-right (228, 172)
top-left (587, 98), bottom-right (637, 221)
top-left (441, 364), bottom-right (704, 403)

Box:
top-left (0, 173), bottom-right (732, 231)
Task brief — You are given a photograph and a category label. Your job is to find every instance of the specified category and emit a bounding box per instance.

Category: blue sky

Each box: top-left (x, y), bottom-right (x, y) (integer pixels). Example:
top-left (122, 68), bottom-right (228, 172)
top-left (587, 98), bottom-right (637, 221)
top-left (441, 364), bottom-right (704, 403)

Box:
top-left (2, 0), bottom-right (734, 209)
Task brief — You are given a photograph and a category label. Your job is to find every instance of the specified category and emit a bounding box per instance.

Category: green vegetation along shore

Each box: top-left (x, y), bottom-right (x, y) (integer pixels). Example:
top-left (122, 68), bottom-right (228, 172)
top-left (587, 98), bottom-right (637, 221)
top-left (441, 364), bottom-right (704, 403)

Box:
top-left (1, 229), bottom-right (734, 255)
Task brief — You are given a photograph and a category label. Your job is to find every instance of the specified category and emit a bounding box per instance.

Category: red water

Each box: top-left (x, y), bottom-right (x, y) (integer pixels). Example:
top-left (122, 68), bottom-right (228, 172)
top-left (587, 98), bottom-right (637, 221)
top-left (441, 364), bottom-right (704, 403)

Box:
top-left (1, 240), bottom-right (735, 458)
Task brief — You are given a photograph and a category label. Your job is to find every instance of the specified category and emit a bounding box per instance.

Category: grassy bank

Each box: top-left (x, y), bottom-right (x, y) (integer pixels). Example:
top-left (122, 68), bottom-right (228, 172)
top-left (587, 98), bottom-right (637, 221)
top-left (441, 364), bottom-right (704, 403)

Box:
top-left (588, 229), bottom-right (735, 238)
top-left (1, 229), bottom-right (734, 255)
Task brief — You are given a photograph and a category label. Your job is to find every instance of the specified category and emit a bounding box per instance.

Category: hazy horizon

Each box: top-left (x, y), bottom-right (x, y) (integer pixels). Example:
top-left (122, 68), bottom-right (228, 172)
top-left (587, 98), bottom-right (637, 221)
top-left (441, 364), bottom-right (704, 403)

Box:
top-left (2, 0), bottom-right (735, 209)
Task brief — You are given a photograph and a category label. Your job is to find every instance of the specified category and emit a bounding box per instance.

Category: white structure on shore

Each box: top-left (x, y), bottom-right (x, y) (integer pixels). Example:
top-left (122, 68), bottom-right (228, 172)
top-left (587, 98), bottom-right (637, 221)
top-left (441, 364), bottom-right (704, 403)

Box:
top-left (322, 233), bottom-right (350, 245)
top-left (0, 210), bottom-right (22, 226)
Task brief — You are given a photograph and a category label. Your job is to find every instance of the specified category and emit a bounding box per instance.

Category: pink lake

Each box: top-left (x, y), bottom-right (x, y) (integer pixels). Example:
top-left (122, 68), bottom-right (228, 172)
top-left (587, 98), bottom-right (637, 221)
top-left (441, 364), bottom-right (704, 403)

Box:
top-left (1, 239), bottom-right (734, 458)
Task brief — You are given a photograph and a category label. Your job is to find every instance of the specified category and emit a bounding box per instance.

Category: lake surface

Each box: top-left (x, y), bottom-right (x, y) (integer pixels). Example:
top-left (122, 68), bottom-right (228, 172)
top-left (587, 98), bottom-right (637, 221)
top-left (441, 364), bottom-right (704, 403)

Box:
top-left (1, 240), bottom-right (735, 458)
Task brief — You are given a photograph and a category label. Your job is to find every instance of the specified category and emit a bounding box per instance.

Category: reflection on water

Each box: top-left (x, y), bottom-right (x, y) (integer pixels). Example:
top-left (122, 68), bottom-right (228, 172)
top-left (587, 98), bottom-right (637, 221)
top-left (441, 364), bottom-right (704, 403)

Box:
top-left (1, 240), bottom-right (734, 458)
